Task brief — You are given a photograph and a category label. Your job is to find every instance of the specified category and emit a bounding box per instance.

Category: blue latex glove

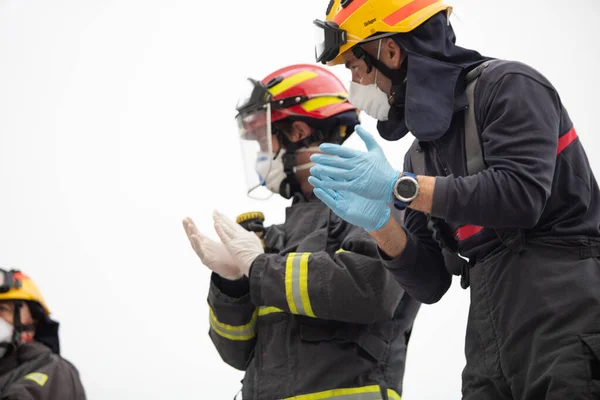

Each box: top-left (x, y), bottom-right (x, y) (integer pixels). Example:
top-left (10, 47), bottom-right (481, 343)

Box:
top-left (313, 184), bottom-right (391, 232)
top-left (309, 125), bottom-right (400, 203)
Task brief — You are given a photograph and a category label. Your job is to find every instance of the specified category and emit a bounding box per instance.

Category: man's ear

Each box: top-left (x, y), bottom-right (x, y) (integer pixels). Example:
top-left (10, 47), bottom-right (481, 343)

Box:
top-left (285, 121), bottom-right (313, 143)
top-left (383, 38), bottom-right (403, 69)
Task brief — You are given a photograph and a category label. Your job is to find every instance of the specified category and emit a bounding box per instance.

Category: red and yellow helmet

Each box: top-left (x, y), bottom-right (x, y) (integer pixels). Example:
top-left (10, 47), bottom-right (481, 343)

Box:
top-left (234, 64), bottom-right (359, 199)
top-left (260, 63), bottom-right (356, 123)
top-left (235, 63), bottom-right (356, 138)
top-left (314, 0), bottom-right (452, 65)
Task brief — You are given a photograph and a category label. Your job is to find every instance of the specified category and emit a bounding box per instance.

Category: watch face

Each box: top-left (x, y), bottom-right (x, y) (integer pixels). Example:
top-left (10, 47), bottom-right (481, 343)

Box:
top-left (397, 179), bottom-right (417, 199)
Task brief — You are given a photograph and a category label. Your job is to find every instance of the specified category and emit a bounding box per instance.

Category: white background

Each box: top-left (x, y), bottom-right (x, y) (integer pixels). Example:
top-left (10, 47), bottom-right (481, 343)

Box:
top-left (0, 0), bottom-right (598, 398)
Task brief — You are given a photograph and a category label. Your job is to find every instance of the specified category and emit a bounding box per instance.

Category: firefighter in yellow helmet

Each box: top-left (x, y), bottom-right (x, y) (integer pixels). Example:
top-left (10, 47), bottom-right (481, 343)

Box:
top-left (309, 1), bottom-right (600, 400)
top-left (0, 269), bottom-right (86, 399)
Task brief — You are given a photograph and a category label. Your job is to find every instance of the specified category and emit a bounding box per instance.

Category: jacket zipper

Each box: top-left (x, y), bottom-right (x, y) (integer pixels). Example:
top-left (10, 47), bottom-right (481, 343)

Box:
top-left (431, 140), bottom-right (451, 176)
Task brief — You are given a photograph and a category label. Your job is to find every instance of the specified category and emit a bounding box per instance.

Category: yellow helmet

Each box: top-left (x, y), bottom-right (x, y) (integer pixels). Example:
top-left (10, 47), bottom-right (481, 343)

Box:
top-left (0, 270), bottom-right (51, 315)
top-left (314, 0), bottom-right (452, 65)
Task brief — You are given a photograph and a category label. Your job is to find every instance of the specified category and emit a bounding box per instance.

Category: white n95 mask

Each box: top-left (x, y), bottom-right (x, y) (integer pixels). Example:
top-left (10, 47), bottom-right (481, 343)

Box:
top-left (348, 81), bottom-right (391, 121)
top-left (254, 147), bottom-right (319, 194)
top-left (0, 318), bottom-right (14, 358)
top-left (347, 39), bottom-right (391, 121)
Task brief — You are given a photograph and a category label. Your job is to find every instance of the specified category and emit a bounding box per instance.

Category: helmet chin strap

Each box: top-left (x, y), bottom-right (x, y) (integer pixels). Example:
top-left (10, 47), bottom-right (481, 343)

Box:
top-left (12, 301), bottom-right (35, 345)
top-left (352, 41), bottom-right (407, 86)
top-left (279, 151), bottom-right (303, 200)
top-left (12, 301), bottom-right (22, 345)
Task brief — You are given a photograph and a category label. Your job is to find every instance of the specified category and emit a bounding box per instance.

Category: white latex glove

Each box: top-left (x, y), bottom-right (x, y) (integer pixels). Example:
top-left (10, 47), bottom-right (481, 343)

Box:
top-left (182, 217), bottom-right (243, 280)
top-left (213, 210), bottom-right (264, 277)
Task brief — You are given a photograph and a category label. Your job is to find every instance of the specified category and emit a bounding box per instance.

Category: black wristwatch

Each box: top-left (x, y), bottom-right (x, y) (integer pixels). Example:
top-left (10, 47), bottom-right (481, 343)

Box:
top-left (392, 172), bottom-right (420, 210)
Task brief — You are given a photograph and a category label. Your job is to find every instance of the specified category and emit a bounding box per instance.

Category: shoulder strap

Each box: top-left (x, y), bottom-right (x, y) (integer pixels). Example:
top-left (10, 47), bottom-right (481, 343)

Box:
top-left (405, 61), bottom-right (496, 285)
top-left (464, 61), bottom-right (527, 264)
top-left (463, 59), bottom-right (495, 176)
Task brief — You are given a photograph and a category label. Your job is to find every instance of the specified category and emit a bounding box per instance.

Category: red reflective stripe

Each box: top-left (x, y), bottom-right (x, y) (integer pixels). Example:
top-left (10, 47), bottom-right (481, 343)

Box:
top-left (382, 0), bottom-right (439, 26)
top-left (454, 225), bottom-right (484, 241)
top-left (333, 0), bottom-right (369, 25)
top-left (13, 272), bottom-right (30, 280)
top-left (556, 127), bottom-right (577, 155)
top-left (453, 127), bottom-right (576, 242)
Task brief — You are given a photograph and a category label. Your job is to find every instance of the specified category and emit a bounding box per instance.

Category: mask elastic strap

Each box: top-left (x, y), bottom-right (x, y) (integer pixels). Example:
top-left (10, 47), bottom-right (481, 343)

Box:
top-left (355, 40), bottom-right (405, 86)
top-left (294, 162), bottom-right (316, 172)
top-left (374, 39), bottom-right (382, 86)
top-left (295, 146), bottom-right (321, 153)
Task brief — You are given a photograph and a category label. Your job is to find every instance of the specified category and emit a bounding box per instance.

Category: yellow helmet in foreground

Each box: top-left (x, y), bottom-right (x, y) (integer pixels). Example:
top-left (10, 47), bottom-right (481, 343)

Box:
top-left (314, 0), bottom-right (452, 65)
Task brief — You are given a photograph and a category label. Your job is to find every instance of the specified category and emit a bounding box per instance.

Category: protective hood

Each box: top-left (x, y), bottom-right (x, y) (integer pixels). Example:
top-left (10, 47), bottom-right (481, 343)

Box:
top-left (377, 11), bottom-right (491, 142)
top-left (28, 301), bottom-right (60, 355)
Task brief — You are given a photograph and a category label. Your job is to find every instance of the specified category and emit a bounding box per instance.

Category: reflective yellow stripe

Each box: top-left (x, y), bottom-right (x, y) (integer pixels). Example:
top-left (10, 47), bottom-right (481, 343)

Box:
top-left (208, 307), bottom-right (257, 341)
top-left (23, 373), bottom-right (48, 387)
top-left (269, 71), bottom-right (318, 96)
top-left (281, 385), bottom-right (401, 400)
top-left (298, 253), bottom-right (315, 317)
top-left (258, 306), bottom-right (284, 316)
top-left (301, 92), bottom-right (348, 112)
top-left (387, 390), bottom-right (401, 400)
top-left (285, 253), bottom-right (316, 317)
top-left (285, 253), bottom-right (299, 314)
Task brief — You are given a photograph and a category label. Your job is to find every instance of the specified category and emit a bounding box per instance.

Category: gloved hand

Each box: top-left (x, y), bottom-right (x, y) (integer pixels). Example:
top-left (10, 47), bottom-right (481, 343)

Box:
top-left (312, 182), bottom-right (391, 232)
top-left (182, 217), bottom-right (243, 280)
top-left (309, 125), bottom-right (400, 203)
top-left (213, 210), bottom-right (264, 277)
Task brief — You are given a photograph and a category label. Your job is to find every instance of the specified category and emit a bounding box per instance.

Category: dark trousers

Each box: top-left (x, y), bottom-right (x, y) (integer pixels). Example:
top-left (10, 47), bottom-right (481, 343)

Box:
top-left (462, 236), bottom-right (600, 399)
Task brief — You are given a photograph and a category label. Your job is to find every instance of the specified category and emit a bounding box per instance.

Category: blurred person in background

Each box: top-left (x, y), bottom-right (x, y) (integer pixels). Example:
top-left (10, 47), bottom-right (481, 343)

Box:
top-left (0, 268), bottom-right (86, 399)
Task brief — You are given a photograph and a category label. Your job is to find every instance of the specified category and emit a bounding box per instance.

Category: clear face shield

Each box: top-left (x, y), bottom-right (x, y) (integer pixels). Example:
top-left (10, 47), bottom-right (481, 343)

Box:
top-left (235, 78), bottom-right (276, 200)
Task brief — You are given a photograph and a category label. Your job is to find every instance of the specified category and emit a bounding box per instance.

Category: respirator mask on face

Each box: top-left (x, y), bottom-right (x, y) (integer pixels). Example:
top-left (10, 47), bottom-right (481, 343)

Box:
top-left (348, 40), bottom-right (391, 121)
top-left (254, 146), bottom-right (319, 195)
top-left (0, 318), bottom-right (14, 358)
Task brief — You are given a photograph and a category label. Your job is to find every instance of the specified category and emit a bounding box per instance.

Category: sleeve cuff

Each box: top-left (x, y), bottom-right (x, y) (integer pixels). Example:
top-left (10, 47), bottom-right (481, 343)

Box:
top-left (211, 273), bottom-right (250, 299)
top-left (249, 254), bottom-right (267, 306)
top-left (377, 227), bottom-right (419, 271)
top-left (430, 175), bottom-right (452, 219)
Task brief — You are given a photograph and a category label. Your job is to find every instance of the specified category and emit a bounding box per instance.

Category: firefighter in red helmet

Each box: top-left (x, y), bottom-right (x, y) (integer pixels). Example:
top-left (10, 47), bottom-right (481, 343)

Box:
top-left (183, 64), bottom-right (420, 399)
top-left (234, 63), bottom-right (359, 200)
